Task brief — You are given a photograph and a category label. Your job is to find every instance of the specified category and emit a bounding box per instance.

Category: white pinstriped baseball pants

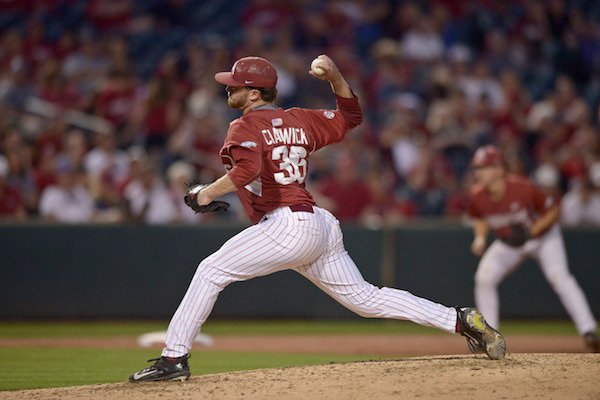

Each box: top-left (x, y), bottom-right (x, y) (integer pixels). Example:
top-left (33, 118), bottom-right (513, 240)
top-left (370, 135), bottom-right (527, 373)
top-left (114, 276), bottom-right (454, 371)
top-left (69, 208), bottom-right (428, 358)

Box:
top-left (163, 206), bottom-right (457, 357)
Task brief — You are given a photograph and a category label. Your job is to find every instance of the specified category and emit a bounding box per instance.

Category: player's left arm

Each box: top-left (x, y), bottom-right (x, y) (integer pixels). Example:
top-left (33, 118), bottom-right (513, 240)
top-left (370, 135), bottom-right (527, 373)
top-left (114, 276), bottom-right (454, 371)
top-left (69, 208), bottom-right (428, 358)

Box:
top-left (530, 205), bottom-right (560, 237)
top-left (195, 174), bottom-right (238, 206)
top-left (198, 123), bottom-right (262, 207)
top-left (529, 183), bottom-right (560, 237)
top-left (197, 146), bottom-right (261, 206)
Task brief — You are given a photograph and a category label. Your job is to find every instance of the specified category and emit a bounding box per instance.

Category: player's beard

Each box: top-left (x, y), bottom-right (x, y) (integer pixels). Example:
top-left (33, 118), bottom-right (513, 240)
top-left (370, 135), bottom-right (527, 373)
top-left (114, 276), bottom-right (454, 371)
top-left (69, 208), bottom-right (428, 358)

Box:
top-left (227, 91), bottom-right (248, 109)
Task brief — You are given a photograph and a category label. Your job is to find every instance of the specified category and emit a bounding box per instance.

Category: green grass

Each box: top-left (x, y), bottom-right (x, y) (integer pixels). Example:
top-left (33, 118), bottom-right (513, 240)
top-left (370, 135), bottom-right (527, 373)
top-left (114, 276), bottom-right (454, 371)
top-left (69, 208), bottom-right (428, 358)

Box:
top-left (0, 319), bottom-right (580, 391)
top-left (0, 319), bottom-right (579, 338)
top-left (0, 348), bottom-right (378, 391)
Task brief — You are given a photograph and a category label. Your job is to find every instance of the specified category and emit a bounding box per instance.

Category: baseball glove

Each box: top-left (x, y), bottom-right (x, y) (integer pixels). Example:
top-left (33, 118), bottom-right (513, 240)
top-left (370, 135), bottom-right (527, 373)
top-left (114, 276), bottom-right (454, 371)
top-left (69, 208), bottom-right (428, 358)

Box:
top-left (502, 223), bottom-right (530, 247)
top-left (184, 183), bottom-right (230, 214)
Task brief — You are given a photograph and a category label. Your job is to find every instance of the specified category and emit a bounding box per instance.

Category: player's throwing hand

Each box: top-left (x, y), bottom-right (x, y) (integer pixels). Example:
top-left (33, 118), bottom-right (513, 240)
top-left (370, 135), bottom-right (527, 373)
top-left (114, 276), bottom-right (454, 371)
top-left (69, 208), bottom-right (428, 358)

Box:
top-left (309, 54), bottom-right (340, 81)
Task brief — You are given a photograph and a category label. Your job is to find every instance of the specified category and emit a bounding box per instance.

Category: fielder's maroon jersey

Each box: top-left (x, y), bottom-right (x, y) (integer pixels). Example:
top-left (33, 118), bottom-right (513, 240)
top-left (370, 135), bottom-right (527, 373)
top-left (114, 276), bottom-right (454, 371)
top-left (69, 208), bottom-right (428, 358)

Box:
top-left (220, 95), bottom-right (362, 223)
top-left (467, 175), bottom-right (556, 239)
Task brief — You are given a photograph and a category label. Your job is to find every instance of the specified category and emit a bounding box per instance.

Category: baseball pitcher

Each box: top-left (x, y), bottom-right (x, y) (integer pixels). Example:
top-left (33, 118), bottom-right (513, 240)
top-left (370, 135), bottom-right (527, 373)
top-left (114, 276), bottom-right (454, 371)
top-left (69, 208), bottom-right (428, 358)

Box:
top-left (467, 145), bottom-right (599, 352)
top-left (129, 56), bottom-right (506, 382)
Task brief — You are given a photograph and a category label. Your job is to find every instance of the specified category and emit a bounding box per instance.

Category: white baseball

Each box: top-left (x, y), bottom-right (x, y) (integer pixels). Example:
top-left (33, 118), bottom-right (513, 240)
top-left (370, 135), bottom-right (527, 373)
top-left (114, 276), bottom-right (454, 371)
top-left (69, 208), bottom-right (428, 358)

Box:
top-left (311, 58), bottom-right (327, 76)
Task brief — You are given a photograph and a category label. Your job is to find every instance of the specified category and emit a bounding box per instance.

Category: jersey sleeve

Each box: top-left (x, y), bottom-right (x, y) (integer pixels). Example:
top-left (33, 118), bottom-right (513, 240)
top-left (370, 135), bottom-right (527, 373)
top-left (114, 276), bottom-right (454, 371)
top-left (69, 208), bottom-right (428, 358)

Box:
top-left (222, 120), bottom-right (263, 188)
top-left (303, 94), bottom-right (363, 151)
top-left (466, 193), bottom-right (483, 219)
top-left (529, 182), bottom-right (556, 213)
top-left (466, 189), bottom-right (483, 219)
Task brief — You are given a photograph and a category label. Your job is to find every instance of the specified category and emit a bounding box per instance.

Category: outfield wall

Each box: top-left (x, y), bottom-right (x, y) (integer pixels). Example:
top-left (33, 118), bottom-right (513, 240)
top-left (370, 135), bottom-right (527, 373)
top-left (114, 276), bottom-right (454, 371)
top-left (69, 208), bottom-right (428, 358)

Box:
top-left (1, 223), bottom-right (598, 320)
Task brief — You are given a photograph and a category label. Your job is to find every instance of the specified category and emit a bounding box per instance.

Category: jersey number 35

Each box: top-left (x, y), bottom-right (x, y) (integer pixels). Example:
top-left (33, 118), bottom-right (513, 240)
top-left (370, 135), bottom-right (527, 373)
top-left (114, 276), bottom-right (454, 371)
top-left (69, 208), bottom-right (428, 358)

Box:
top-left (272, 145), bottom-right (307, 185)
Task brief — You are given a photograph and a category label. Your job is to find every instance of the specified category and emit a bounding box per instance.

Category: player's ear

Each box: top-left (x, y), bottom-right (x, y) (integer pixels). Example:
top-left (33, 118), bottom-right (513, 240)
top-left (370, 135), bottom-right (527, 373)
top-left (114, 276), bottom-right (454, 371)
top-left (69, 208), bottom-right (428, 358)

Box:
top-left (248, 88), bottom-right (262, 101)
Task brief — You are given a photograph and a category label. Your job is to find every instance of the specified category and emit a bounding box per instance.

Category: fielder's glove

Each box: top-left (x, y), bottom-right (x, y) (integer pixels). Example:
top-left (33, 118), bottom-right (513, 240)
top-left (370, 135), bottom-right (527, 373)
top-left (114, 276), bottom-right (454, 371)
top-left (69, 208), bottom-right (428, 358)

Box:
top-left (184, 183), bottom-right (230, 214)
top-left (502, 223), bottom-right (530, 247)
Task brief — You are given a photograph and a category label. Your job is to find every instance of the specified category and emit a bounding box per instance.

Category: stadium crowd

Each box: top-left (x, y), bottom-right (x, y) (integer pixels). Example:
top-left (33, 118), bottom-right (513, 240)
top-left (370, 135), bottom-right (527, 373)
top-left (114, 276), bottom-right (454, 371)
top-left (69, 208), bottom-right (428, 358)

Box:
top-left (1, 0), bottom-right (600, 225)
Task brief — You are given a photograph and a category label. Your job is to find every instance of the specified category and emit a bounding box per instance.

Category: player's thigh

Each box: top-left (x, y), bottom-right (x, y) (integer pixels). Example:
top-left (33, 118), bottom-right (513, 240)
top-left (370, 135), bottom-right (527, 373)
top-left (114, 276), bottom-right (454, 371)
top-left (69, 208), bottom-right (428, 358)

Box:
top-left (295, 208), bottom-right (375, 299)
top-left (203, 216), bottom-right (325, 280)
top-left (534, 226), bottom-right (571, 282)
top-left (475, 240), bottom-right (523, 285)
top-left (295, 248), bottom-right (375, 301)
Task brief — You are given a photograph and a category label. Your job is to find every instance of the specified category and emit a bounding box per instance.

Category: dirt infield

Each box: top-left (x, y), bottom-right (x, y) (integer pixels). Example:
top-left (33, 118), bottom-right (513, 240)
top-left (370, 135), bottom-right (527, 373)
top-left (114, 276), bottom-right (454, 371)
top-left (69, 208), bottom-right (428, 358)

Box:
top-left (2, 353), bottom-right (598, 400)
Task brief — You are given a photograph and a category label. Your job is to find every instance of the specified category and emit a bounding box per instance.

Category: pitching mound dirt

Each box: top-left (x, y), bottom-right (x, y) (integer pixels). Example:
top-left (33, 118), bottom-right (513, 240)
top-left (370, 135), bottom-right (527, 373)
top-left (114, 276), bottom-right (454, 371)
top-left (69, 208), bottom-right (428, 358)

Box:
top-left (3, 353), bottom-right (598, 400)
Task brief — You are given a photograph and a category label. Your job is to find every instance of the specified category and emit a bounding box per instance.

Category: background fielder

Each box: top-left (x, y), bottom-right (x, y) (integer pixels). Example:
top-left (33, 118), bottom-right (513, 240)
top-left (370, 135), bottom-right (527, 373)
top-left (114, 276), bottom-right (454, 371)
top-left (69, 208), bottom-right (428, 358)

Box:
top-left (129, 55), bottom-right (505, 382)
top-left (467, 145), bottom-right (599, 352)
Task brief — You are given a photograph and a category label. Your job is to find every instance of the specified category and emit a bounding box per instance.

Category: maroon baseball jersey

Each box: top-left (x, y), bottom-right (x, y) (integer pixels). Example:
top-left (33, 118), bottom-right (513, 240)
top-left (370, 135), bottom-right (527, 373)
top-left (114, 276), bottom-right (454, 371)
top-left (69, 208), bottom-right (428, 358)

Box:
top-left (220, 95), bottom-right (362, 223)
top-left (467, 175), bottom-right (556, 239)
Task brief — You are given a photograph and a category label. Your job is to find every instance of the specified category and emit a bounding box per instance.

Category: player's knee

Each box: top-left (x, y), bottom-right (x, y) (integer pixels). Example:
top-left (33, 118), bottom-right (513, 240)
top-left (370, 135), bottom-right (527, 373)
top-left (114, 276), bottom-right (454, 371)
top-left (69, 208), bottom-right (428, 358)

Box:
top-left (194, 260), bottom-right (228, 288)
top-left (196, 259), bottom-right (214, 276)
top-left (545, 270), bottom-right (573, 291)
top-left (345, 286), bottom-right (384, 318)
top-left (475, 269), bottom-right (498, 288)
top-left (348, 298), bottom-right (380, 318)
top-left (353, 307), bottom-right (379, 318)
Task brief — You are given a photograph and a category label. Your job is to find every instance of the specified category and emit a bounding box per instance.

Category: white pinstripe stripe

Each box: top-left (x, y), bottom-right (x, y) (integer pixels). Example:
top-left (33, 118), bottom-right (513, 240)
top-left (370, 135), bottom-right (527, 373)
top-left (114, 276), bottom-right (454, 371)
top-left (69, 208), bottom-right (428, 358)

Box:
top-left (162, 206), bottom-right (457, 357)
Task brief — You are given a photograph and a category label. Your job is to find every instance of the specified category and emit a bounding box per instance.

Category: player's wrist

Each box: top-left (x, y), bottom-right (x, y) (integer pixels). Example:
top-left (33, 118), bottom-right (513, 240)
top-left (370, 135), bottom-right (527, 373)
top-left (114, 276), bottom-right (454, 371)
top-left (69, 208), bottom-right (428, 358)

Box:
top-left (330, 76), bottom-right (350, 95)
top-left (196, 188), bottom-right (214, 206)
top-left (529, 223), bottom-right (542, 238)
top-left (473, 236), bottom-right (486, 246)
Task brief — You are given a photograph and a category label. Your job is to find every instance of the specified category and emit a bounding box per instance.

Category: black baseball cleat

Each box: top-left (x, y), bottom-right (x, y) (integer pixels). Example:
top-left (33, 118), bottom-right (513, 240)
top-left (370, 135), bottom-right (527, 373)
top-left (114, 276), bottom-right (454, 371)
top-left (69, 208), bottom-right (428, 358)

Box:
top-left (456, 307), bottom-right (506, 360)
top-left (583, 332), bottom-right (600, 353)
top-left (129, 354), bottom-right (191, 382)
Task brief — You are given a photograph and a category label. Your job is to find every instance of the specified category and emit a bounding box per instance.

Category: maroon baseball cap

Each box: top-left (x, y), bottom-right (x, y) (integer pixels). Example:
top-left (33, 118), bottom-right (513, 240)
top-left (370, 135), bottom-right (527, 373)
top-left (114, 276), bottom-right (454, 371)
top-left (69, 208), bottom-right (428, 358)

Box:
top-left (471, 145), bottom-right (503, 168)
top-left (215, 56), bottom-right (277, 88)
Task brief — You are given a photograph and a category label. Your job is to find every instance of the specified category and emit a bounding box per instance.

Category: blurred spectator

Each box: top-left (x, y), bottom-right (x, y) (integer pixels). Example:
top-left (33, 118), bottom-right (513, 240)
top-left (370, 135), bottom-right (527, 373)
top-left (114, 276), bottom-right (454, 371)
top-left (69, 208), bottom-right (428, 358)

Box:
top-left (84, 130), bottom-right (130, 184)
top-left (54, 30), bottom-right (78, 62)
top-left (62, 30), bottom-right (110, 98)
top-left (532, 162), bottom-right (562, 200)
top-left (400, 16), bottom-right (444, 62)
top-left (147, 0), bottom-right (189, 30)
top-left (116, 145), bottom-right (147, 195)
top-left (561, 163), bottom-right (600, 226)
top-left (2, 129), bottom-right (38, 214)
top-left (167, 111), bottom-right (225, 180)
top-left (58, 129), bottom-right (89, 172)
top-left (133, 74), bottom-right (182, 152)
top-left (85, 0), bottom-right (133, 33)
top-left (241, 0), bottom-right (294, 33)
top-left (84, 129), bottom-right (129, 219)
top-left (39, 159), bottom-right (94, 223)
top-left (318, 154), bottom-right (373, 222)
top-left (397, 149), bottom-right (454, 216)
top-left (380, 112), bottom-right (423, 182)
top-left (35, 60), bottom-right (81, 110)
top-left (166, 160), bottom-right (200, 224)
top-left (0, 59), bottom-right (34, 111)
top-left (457, 61), bottom-right (504, 111)
top-left (122, 159), bottom-right (177, 224)
top-left (362, 169), bottom-right (412, 227)
top-left (106, 36), bottom-right (132, 74)
top-left (0, 155), bottom-right (27, 222)
top-left (0, 29), bottom-right (25, 75)
top-left (93, 66), bottom-right (137, 142)
top-left (24, 19), bottom-right (54, 74)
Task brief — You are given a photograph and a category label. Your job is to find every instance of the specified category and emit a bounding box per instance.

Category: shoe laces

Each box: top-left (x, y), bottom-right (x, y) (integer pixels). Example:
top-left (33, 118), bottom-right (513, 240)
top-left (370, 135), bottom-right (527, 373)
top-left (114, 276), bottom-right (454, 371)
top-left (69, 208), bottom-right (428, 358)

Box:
top-left (465, 337), bottom-right (484, 354)
top-left (146, 354), bottom-right (191, 365)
